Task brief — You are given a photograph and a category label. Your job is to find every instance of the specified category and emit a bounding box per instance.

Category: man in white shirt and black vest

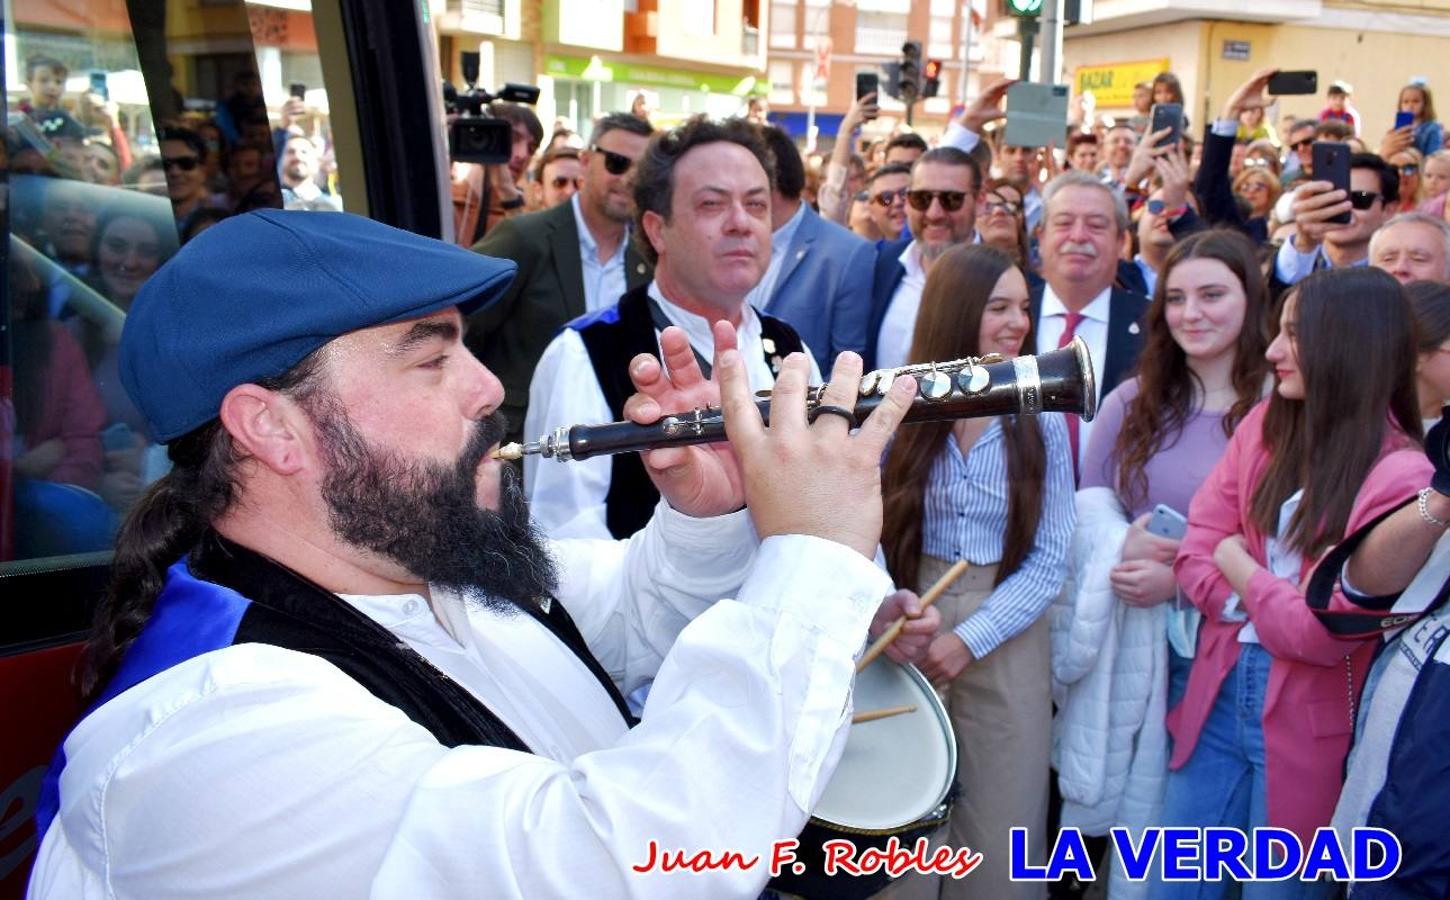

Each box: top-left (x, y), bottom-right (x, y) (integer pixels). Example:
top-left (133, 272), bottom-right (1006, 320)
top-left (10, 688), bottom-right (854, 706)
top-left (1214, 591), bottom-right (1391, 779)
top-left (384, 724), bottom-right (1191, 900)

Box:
top-left (526, 116), bottom-right (821, 541)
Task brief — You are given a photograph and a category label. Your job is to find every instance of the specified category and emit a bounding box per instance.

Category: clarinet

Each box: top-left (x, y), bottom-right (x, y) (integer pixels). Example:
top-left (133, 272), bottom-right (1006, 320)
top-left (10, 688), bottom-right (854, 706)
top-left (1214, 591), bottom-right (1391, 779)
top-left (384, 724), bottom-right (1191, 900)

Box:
top-left (495, 336), bottom-right (1096, 463)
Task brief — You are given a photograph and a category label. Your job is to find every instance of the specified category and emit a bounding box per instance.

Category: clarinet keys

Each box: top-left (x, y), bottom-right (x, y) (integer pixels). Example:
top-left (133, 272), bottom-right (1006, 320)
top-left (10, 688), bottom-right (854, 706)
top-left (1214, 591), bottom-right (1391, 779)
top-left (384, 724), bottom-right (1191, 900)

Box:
top-left (957, 365), bottom-right (991, 395)
top-left (918, 368), bottom-right (953, 401)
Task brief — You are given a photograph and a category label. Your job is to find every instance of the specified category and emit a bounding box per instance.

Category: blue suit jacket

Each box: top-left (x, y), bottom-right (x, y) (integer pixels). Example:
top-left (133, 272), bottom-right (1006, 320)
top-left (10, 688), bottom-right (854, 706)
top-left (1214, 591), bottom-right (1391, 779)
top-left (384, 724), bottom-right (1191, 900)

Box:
top-left (864, 235), bottom-right (914, 370)
top-left (763, 205), bottom-right (877, 371)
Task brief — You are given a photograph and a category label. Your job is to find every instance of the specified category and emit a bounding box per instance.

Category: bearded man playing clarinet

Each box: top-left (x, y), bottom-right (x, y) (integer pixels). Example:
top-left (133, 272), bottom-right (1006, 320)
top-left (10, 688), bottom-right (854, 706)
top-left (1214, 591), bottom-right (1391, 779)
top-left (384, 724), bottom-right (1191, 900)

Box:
top-left (26, 209), bottom-right (940, 899)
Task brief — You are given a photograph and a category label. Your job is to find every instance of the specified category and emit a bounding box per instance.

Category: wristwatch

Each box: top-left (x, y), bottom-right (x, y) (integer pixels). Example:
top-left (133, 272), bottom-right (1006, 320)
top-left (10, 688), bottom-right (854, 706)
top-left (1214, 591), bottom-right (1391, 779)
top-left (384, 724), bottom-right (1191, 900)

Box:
top-left (499, 195), bottom-right (526, 210)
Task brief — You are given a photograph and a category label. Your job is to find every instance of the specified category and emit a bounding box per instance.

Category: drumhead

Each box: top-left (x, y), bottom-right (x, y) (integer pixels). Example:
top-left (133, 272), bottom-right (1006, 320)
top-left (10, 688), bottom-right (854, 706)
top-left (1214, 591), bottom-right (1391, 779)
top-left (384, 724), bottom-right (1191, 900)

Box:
top-left (812, 661), bottom-right (956, 832)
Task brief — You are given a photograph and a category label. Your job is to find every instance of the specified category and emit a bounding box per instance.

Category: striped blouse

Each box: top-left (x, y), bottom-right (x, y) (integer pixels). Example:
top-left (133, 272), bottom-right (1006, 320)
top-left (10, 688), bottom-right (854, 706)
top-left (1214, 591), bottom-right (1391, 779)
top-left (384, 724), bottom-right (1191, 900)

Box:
top-left (921, 413), bottom-right (1077, 659)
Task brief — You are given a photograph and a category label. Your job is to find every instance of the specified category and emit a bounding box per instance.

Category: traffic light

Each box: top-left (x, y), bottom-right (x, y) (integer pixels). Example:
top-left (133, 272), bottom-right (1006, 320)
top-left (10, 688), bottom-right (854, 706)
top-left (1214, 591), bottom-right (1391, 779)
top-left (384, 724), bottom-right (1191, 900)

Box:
top-left (1007, 0), bottom-right (1043, 15)
top-left (899, 40), bottom-right (922, 103)
top-left (922, 59), bottom-right (942, 99)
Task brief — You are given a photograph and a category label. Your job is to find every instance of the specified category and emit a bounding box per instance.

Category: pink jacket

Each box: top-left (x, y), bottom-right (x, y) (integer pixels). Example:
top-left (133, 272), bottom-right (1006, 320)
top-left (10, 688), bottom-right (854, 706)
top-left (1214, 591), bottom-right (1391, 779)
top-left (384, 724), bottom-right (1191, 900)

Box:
top-left (1170, 401), bottom-right (1430, 844)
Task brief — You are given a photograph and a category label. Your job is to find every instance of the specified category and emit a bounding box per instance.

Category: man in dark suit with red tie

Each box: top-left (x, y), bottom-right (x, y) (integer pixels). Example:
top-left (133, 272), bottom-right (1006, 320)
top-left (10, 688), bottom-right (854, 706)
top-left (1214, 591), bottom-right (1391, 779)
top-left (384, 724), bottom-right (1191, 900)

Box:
top-left (1030, 171), bottom-right (1150, 479)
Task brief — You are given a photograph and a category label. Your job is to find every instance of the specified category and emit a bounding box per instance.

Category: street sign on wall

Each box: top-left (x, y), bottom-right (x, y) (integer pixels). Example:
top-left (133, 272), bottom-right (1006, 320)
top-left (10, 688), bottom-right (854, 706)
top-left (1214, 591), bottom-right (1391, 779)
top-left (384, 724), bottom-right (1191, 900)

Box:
top-left (1073, 57), bottom-right (1170, 108)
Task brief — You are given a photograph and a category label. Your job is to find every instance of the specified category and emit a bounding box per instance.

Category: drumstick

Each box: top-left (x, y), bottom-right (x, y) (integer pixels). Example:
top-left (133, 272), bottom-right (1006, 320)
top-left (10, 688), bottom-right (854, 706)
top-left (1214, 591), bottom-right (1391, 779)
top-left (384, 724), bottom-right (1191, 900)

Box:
top-left (856, 559), bottom-right (970, 673)
top-left (851, 704), bottom-right (917, 724)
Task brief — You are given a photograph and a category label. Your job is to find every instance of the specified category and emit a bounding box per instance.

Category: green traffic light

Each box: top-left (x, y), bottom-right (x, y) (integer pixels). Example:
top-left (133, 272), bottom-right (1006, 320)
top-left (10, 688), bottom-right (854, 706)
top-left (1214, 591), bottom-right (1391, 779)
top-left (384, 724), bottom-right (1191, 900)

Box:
top-left (1008, 0), bottom-right (1043, 14)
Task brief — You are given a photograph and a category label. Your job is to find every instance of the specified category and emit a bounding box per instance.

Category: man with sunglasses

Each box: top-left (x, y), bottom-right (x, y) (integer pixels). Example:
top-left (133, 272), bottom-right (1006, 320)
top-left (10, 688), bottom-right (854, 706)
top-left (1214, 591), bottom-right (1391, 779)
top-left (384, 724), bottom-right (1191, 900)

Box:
top-left (1281, 119), bottom-right (1318, 186)
top-left (531, 146), bottom-right (583, 210)
top-left (864, 163), bottom-right (911, 242)
top-left (1275, 153), bottom-right (1399, 290)
top-left (159, 126), bottom-right (224, 229)
top-left (467, 112), bottom-right (655, 444)
top-left (866, 147), bottom-right (983, 371)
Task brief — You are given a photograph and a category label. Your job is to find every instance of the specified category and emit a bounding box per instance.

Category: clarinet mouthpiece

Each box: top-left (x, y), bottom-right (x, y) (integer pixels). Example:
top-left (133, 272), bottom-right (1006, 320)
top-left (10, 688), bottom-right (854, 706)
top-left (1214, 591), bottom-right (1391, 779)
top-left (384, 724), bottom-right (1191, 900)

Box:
top-left (491, 442), bottom-right (537, 461)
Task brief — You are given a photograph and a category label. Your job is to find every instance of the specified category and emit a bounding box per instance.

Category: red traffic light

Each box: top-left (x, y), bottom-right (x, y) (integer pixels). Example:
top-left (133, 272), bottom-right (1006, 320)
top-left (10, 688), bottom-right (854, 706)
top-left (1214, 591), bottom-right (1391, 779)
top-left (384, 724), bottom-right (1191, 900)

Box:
top-left (924, 59), bottom-right (942, 80)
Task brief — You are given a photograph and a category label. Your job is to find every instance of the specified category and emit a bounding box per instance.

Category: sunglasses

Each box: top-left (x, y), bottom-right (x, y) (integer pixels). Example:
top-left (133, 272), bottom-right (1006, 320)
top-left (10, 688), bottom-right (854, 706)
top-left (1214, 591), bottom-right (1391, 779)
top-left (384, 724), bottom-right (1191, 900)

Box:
top-left (906, 189), bottom-right (968, 212)
top-left (1291, 138), bottom-right (1315, 151)
top-left (981, 198), bottom-right (1021, 216)
top-left (1400, 164), bottom-right (1420, 176)
top-left (871, 187), bottom-right (909, 206)
top-left (1350, 190), bottom-right (1382, 210)
top-left (592, 146), bottom-right (634, 175)
top-left (550, 175), bottom-right (581, 190)
top-left (1146, 198), bottom-right (1175, 215)
top-left (161, 155), bottom-right (199, 172)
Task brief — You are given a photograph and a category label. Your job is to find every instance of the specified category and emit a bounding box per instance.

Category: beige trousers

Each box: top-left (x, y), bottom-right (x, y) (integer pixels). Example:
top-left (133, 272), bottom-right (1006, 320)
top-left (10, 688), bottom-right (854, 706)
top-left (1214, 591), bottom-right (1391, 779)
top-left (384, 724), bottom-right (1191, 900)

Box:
top-left (878, 555), bottom-right (1051, 900)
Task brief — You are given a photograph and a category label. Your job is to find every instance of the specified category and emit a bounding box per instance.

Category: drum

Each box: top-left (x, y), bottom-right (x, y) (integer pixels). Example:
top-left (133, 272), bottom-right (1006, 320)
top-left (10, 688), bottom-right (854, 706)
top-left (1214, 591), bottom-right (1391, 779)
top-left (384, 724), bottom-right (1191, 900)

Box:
top-left (768, 660), bottom-right (959, 899)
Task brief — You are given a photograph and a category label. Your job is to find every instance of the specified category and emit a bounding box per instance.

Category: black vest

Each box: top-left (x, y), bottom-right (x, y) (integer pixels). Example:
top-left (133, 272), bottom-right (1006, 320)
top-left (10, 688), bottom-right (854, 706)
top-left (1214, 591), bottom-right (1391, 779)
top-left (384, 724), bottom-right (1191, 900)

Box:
top-left (572, 285), bottom-right (804, 539)
top-left (191, 532), bottom-right (636, 747)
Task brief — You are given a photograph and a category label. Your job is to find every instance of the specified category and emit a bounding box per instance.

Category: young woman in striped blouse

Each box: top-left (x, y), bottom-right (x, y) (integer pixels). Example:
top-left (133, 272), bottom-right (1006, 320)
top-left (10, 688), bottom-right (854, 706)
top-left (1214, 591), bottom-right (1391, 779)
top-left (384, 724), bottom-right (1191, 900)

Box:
top-left (880, 244), bottom-right (1075, 900)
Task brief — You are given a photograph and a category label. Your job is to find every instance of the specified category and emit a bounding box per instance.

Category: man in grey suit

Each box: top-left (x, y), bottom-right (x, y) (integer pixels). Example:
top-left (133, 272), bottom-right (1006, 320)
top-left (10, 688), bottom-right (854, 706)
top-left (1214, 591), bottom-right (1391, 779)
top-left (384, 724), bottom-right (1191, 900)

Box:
top-left (749, 124), bottom-right (875, 371)
top-left (466, 112), bottom-right (655, 441)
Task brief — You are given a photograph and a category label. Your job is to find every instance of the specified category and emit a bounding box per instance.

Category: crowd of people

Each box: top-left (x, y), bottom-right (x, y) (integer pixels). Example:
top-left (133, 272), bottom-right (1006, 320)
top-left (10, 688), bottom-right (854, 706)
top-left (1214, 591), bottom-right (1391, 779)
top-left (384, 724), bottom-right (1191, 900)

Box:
top-left (19, 51), bottom-right (1450, 899)
top-left (7, 59), bottom-right (343, 555)
top-left (448, 64), bottom-right (1450, 898)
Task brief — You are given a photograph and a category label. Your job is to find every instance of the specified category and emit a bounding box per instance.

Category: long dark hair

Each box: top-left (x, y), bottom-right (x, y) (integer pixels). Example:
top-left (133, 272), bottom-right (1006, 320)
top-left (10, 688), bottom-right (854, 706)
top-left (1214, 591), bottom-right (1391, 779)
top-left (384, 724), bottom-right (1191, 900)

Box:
top-left (1113, 230), bottom-right (1270, 510)
top-left (882, 245), bottom-right (1045, 588)
top-left (1250, 268), bottom-right (1422, 558)
top-left (79, 352), bottom-right (327, 699)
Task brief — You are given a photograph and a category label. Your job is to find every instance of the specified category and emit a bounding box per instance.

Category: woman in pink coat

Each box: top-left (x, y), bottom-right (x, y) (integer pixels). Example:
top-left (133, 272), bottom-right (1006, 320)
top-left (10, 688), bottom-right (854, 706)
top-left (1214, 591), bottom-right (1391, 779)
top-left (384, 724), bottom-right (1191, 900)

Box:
top-left (1158, 268), bottom-right (1430, 900)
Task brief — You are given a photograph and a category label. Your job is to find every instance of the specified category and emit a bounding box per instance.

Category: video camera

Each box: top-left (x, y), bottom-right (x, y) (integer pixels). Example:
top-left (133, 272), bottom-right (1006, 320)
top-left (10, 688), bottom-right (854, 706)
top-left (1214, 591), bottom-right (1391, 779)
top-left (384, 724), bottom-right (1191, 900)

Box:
top-left (444, 50), bottom-right (540, 165)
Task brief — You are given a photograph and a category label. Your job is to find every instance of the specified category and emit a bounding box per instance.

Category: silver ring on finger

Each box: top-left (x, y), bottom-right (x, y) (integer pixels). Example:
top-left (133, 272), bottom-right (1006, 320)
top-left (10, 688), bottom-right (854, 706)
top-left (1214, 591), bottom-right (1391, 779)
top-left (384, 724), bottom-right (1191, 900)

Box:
top-left (811, 404), bottom-right (858, 428)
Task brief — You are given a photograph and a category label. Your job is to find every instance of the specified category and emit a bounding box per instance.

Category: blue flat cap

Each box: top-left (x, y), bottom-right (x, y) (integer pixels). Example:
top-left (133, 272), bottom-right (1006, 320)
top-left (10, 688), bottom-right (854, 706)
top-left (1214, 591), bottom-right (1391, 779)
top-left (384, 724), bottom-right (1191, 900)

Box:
top-left (120, 210), bottom-right (516, 442)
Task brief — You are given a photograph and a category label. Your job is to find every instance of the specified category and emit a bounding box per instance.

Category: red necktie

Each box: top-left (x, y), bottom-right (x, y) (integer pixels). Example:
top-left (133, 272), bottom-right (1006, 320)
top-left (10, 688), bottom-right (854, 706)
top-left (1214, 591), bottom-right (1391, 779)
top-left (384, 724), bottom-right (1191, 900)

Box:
top-left (1058, 311), bottom-right (1083, 482)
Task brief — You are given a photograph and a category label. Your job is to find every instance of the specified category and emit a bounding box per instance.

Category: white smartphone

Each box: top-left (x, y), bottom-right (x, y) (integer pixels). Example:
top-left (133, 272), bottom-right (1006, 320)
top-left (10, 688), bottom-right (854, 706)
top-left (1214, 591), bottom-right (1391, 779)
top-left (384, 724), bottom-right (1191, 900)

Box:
top-left (1146, 504), bottom-right (1188, 540)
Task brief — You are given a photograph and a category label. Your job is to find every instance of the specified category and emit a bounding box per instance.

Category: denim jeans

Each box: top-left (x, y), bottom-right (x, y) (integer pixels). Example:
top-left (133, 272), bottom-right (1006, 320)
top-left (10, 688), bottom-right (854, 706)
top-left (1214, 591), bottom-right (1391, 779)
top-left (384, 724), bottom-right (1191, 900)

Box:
top-left (1150, 644), bottom-right (1335, 900)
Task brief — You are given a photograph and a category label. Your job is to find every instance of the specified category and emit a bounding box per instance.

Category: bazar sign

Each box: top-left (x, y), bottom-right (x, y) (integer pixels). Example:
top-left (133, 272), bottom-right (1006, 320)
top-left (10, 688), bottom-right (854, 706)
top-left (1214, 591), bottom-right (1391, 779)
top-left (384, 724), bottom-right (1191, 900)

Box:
top-left (1074, 58), bottom-right (1170, 108)
top-left (545, 55), bottom-right (762, 95)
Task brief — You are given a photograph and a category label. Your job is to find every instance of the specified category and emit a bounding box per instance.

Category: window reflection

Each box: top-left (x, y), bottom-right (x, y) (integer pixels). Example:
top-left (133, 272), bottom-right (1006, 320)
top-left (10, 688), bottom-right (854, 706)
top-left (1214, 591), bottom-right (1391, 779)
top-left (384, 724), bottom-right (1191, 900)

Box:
top-left (4, 0), bottom-right (350, 566)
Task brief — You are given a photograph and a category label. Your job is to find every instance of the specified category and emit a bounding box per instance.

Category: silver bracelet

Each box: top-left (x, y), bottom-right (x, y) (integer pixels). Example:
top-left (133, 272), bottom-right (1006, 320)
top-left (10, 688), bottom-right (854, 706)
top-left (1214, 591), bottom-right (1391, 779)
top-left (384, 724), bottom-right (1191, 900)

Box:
top-left (1418, 487), bottom-right (1449, 528)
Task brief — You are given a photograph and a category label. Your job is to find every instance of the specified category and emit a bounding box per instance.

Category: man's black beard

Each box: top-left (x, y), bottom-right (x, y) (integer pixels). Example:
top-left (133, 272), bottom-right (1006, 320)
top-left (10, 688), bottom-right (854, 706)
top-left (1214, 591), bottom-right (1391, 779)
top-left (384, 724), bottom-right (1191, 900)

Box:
top-left (307, 401), bottom-right (557, 612)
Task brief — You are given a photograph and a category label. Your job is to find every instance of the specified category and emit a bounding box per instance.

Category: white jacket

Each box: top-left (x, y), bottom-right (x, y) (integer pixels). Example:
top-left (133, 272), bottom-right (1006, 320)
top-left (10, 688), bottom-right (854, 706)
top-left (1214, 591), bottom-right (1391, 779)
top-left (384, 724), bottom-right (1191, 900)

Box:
top-left (1050, 487), bottom-right (1169, 900)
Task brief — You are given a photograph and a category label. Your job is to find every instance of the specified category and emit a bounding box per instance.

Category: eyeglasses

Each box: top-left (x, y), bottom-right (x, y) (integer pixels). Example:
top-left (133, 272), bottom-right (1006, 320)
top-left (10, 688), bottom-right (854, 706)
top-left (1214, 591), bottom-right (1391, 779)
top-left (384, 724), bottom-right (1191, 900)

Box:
top-left (1238, 181), bottom-right (1269, 193)
top-left (1400, 164), bottom-right (1420, 176)
top-left (871, 187), bottom-right (909, 207)
top-left (981, 199), bottom-right (1021, 216)
top-left (1349, 190), bottom-right (1382, 210)
top-left (592, 145), bottom-right (634, 175)
top-left (906, 189), bottom-right (969, 212)
top-left (161, 155), bottom-right (199, 172)
top-left (550, 175), bottom-right (581, 190)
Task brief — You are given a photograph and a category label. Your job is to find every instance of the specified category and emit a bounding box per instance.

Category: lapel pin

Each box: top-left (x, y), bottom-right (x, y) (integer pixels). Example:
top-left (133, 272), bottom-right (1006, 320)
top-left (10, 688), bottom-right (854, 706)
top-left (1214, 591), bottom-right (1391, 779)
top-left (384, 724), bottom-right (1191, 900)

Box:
top-left (762, 337), bottom-right (777, 355)
top-left (1128, 322), bottom-right (1140, 335)
top-left (796, 249), bottom-right (805, 259)
top-left (636, 263), bottom-right (646, 275)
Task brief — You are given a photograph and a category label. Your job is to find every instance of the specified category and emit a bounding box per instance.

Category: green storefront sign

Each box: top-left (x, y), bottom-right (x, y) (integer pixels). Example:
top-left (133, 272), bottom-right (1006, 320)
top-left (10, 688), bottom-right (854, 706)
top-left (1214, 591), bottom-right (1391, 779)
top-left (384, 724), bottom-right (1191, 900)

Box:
top-left (544, 55), bottom-right (763, 96)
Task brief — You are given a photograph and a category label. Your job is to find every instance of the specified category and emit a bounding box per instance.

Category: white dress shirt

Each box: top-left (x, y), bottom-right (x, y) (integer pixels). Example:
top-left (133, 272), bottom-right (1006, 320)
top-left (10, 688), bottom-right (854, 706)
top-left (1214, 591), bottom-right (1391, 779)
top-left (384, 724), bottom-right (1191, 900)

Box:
top-left (525, 282), bottom-right (821, 540)
top-left (745, 201), bottom-right (808, 310)
top-left (28, 504), bottom-right (893, 899)
top-left (874, 241), bottom-right (930, 372)
top-left (1035, 284), bottom-right (1112, 470)
top-left (572, 193), bottom-right (630, 314)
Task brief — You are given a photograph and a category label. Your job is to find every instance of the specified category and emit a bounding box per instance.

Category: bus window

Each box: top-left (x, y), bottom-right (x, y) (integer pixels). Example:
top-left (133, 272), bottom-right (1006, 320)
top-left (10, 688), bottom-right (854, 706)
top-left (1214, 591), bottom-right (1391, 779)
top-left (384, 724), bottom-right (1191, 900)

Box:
top-left (2, 0), bottom-right (360, 569)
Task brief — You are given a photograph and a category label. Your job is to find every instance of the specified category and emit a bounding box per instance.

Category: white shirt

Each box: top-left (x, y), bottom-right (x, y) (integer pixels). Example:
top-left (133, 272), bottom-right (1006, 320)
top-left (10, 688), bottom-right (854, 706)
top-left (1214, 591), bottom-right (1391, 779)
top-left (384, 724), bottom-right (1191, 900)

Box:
top-left (1035, 284), bottom-right (1112, 470)
top-left (572, 193), bottom-right (631, 314)
top-left (525, 282), bottom-right (821, 540)
top-left (1219, 489), bottom-right (1304, 644)
top-left (28, 504), bottom-right (892, 899)
top-left (1273, 232), bottom-right (1370, 287)
top-left (745, 201), bottom-right (808, 310)
top-left (874, 241), bottom-right (930, 372)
